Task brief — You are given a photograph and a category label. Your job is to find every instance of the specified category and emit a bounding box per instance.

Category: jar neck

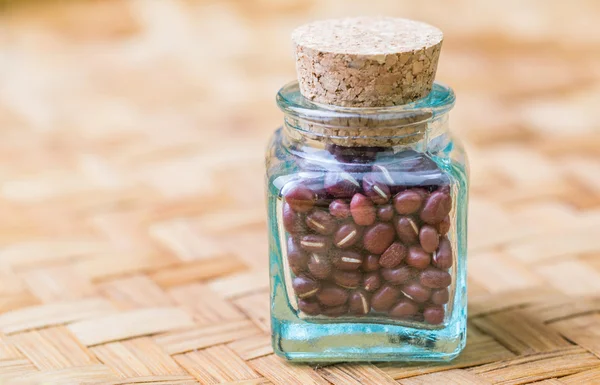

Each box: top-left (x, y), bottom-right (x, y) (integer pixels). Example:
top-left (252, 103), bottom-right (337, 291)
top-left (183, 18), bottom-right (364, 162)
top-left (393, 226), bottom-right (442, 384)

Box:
top-left (277, 81), bottom-right (455, 158)
top-left (281, 112), bottom-right (451, 155)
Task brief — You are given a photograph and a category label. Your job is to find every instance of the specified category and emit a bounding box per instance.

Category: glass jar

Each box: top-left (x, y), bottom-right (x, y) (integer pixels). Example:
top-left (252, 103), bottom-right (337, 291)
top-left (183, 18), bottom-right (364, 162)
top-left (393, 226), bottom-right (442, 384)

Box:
top-left (265, 81), bottom-right (468, 362)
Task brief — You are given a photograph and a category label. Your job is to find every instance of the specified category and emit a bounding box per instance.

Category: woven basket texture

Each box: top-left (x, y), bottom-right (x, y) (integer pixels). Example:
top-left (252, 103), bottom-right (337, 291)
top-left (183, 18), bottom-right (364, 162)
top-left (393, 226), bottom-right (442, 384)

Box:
top-left (0, 1), bottom-right (599, 384)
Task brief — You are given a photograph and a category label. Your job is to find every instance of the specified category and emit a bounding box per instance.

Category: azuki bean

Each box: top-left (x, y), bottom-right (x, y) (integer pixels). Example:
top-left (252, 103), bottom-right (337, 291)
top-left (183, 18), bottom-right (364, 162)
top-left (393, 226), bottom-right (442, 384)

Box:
top-left (283, 184), bottom-right (316, 213)
top-left (348, 289), bottom-right (370, 315)
top-left (363, 223), bottom-right (395, 254)
top-left (393, 190), bottom-right (423, 215)
top-left (376, 205), bottom-right (395, 222)
top-left (381, 265), bottom-right (414, 285)
top-left (405, 246), bottom-right (431, 269)
top-left (307, 253), bottom-right (332, 280)
top-left (282, 202), bottom-right (306, 234)
top-left (371, 284), bottom-right (402, 312)
top-left (437, 215), bottom-right (451, 235)
top-left (297, 299), bottom-right (321, 315)
top-left (423, 305), bottom-right (445, 325)
top-left (362, 173), bottom-right (391, 204)
top-left (350, 193), bottom-right (376, 226)
top-left (300, 234), bottom-right (331, 253)
top-left (433, 236), bottom-right (453, 269)
top-left (305, 209), bottom-right (337, 235)
top-left (395, 216), bottom-right (419, 244)
top-left (332, 250), bottom-right (363, 271)
top-left (362, 254), bottom-right (380, 272)
top-left (322, 304), bottom-right (348, 317)
top-left (292, 276), bottom-right (320, 299)
top-left (419, 225), bottom-right (440, 253)
top-left (420, 267), bottom-right (452, 289)
top-left (379, 242), bottom-right (407, 269)
top-left (401, 282), bottom-right (431, 303)
top-left (329, 199), bottom-right (351, 219)
top-left (333, 223), bottom-right (361, 249)
top-left (430, 288), bottom-right (450, 305)
top-left (363, 272), bottom-right (382, 292)
top-left (372, 164), bottom-right (404, 194)
top-left (389, 299), bottom-right (419, 318)
top-left (317, 284), bottom-right (349, 307)
top-left (287, 237), bottom-right (308, 275)
top-left (333, 270), bottom-right (362, 289)
top-left (324, 171), bottom-right (360, 198)
top-left (420, 190), bottom-right (452, 225)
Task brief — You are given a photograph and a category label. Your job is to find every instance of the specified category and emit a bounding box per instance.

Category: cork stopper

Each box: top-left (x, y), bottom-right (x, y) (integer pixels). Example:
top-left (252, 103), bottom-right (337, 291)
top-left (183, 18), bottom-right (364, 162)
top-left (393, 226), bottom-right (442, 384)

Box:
top-left (292, 17), bottom-right (443, 107)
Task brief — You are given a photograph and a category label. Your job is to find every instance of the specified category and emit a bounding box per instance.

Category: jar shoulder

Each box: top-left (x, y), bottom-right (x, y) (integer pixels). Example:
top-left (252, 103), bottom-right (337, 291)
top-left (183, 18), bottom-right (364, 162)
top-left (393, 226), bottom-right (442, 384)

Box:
top-left (267, 128), bottom-right (469, 190)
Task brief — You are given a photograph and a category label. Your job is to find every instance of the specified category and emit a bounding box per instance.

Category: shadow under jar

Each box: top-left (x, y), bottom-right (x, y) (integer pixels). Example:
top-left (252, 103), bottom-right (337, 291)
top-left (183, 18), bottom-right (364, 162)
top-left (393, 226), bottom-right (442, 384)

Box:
top-left (266, 17), bottom-right (469, 362)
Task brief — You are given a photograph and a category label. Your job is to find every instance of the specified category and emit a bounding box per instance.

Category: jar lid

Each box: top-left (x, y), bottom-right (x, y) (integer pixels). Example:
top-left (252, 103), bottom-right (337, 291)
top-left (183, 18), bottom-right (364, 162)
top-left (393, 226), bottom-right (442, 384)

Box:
top-left (292, 17), bottom-right (443, 108)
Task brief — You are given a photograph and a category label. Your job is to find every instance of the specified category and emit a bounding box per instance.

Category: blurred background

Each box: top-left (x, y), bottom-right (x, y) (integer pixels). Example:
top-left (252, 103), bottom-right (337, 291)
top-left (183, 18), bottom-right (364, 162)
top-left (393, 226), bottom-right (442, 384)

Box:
top-left (0, 0), bottom-right (600, 316)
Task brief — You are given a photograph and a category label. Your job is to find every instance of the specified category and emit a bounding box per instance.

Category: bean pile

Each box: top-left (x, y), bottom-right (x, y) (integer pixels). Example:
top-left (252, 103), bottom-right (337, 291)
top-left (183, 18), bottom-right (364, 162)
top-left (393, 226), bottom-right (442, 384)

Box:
top-left (282, 164), bottom-right (453, 325)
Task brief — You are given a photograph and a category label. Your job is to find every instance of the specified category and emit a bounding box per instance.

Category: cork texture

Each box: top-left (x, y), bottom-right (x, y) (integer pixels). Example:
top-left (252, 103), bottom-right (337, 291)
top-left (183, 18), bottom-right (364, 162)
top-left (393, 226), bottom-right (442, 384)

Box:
top-left (293, 17), bottom-right (443, 107)
top-left (291, 111), bottom-right (432, 147)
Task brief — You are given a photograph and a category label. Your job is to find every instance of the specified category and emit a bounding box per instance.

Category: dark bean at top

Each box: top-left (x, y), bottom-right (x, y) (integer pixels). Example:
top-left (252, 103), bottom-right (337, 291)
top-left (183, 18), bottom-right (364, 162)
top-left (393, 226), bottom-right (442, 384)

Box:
top-left (324, 171), bottom-right (360, 198)
top-left (362, 173), bottom-right (391, 204)
top-left (283, 184), bottom-right (316, 213)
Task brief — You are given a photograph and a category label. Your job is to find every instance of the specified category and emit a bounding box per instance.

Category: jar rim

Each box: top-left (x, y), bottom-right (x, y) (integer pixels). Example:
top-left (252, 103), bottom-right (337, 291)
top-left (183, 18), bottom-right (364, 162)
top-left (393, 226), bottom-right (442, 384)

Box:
top-left (276, 81), bottom-right (455, 124)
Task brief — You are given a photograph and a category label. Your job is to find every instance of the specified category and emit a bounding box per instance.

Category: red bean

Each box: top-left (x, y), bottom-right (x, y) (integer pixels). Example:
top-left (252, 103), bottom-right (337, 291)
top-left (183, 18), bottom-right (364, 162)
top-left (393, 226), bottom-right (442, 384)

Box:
top-left (325, 171), bottom-right (360, 198)
top-left (361, 254), bottom-right (380, 272)
top-left (292, 276), bottom-right (320, 299)
top-left (350, 193), bottom-right (376, 226)
top-left (283, 184), bottom-right (316, 213)
top-left (307, 253), bottom-right (332, 280)
top-left (393, 190), bottom-right (423, 214)
top-left (395, 216), bottom-right (419, 244)
top-left (363, 223), bottom-right (395, 254)
top-left (423, 305), bottom-right (445, 325)
top-left (401, 282), bottom-right (431, 303)
top-left (371, 285), bottom-right (401, 312)
top-left (433, 236), bottom-right (453, 269)
top-left (332, 250), bottom-right (363, 271)
top-left (282, 202), bottom-right (306, 234)
top-left (389, 299), bottom-right (419, 318)
top-left (419, 225), bottom-right (440, 253)
top-left (329, 199), bottom-right (351, 219)
top-left (430, 288), bottom-right (450, 305)
top-left (376, 205), bottom-right (395, 222)
top-left (333, 223), bottom-right (361, 249)
top-left (298, 299), bottom-right (321, 315)
top-left (420, 190), bottom-right (452, 225)
top-left (406, 246), bottom-right (431, 269)
top-left (300, 234), bottom-right (331, 253)
top-left (305, 209), bottom-right (337, 235)
top-left (348, 289), bottom-right (371, 315)
top-left (317, 284), bottom-right (349, 307)
top-left (381, 265), bottom-right (414, 285)
top-left (379, 242), bottom-right (407, 269)
top-left (420, 267), bottom-right (452, 289)
top-left (333, 270), bottom-right (362, 289)
top-left (437, 215), bottom-right (451, 235)
top-left (362, 173), bottom-right (391, 204)
top-left (363, 272), bottom-right (382, 292)
top-left (287, 237), bottom-right (308, 275)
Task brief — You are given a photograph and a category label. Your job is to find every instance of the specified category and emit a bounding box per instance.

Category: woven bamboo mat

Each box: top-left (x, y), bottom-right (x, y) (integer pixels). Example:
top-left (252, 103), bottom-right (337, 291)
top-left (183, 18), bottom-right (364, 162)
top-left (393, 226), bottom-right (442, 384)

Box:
top-left (0, 1), bottom-right (599, 384)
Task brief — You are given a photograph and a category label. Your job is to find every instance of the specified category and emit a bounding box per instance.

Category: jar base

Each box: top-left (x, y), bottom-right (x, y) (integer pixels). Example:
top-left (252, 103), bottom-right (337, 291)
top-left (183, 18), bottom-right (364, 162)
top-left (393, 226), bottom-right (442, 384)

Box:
top-left (271, 317), bottom-right (466, 363)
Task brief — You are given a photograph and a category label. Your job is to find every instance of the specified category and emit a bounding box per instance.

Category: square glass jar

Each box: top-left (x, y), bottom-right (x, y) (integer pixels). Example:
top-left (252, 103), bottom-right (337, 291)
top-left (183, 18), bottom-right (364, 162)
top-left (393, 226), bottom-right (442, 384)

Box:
top-left (265, 82), bottom-right (469, 362)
